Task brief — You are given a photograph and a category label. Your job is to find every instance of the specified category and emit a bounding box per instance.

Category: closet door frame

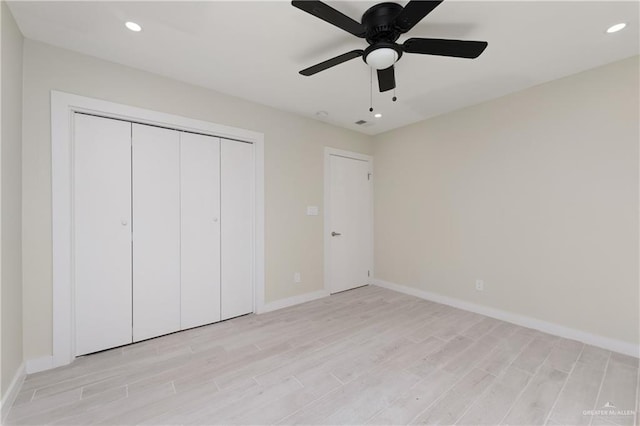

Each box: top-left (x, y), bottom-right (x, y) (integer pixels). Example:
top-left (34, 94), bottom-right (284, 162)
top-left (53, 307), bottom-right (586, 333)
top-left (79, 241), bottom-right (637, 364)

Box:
top-left (51, 91), bottom-right (264, 371)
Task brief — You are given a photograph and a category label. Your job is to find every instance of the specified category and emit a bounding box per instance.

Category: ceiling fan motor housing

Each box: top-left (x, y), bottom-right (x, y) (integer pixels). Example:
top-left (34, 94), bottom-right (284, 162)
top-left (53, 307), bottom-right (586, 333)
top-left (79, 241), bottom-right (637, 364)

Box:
top-left (362, 2), bottom-right (404, 44)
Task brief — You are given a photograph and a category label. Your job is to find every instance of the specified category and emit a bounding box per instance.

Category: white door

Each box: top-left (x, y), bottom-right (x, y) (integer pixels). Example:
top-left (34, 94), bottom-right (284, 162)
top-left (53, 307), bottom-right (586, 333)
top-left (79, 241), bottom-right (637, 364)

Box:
top-left (180, 132), bottom-right (222, 329)
top-left (74, 114), bottom-right (132, 355)
top-left (221, 140), bottom-right (254, 320)
top-left (327, 152), bottom-right (373, 294)
top-left (132, 124), bottom-right (181, 341)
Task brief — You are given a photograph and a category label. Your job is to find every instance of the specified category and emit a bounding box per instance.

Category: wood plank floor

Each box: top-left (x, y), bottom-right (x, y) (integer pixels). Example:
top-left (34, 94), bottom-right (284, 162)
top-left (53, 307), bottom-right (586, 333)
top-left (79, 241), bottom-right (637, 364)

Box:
top-left (7, 286), bottom-right (639, 425)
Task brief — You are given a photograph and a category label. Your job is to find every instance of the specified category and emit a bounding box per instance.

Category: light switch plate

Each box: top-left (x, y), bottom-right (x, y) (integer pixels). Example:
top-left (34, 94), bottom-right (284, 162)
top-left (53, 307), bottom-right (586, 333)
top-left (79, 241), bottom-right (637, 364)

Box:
top-left (306, 206), bottom-right (319, 216)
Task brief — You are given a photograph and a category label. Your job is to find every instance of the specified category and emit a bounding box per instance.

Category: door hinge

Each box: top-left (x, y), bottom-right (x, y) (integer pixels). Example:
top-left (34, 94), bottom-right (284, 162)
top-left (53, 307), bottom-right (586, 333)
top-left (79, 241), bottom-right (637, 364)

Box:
top-left (367, 173), bottom-right (372, 181)
top-left (367, 270), bottom-right (370, 277)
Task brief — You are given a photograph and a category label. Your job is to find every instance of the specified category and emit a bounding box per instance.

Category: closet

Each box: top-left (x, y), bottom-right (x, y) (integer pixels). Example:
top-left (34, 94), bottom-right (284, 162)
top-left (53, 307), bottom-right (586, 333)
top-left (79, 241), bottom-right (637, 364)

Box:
top-left (73, 114), bottom-right (253, 356)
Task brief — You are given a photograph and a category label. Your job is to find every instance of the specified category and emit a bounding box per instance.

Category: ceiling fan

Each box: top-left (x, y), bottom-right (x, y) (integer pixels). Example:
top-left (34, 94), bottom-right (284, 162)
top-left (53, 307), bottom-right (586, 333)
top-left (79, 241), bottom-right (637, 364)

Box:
top-left (292, 0), bottom-right (488, 92)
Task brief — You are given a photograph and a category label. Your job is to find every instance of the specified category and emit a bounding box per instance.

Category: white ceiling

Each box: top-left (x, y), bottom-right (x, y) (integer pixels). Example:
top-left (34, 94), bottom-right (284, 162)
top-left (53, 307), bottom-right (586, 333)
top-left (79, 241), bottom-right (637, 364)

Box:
top-left (8, 1), bottom-right (640, 135)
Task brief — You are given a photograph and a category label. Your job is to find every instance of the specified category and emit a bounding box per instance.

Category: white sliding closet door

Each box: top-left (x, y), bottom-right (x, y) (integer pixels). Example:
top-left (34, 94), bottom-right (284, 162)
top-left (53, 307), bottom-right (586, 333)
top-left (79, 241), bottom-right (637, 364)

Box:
top-left (132, 124), bottom-right (181, 341)
top-left (221, 140), bottom-right (254, 320)
top-left (74, 114), bottom-right (132, 356)
top-left (180, 132), bottom-right (221, 329)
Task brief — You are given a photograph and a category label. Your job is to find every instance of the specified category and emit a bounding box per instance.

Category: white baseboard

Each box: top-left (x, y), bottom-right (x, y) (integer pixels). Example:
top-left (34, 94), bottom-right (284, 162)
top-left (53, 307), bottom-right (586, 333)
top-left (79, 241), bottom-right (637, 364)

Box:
top-left (373, 279), bottom-right (639, 358)
top-left (26, 356), bottom-right (54, 374)
top-left (1, 362), bottom-right (26, 422)
top-left (257, 289), bottom-right (330, 314)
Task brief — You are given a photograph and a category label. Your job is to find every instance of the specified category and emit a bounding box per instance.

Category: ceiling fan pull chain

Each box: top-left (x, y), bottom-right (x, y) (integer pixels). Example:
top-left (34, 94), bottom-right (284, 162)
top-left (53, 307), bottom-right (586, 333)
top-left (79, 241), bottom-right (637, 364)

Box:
top-left (369, 67), bottom-right (374, 112)
top-left (393, 87), bottom-right (397, 102)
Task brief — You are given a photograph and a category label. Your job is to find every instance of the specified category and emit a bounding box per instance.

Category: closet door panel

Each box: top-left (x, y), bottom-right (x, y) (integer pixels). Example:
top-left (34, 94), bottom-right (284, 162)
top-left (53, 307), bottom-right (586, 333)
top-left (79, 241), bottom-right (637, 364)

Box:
top-left (221, 140), bottom-right (254, 320)
top-left (74, 114), bottom-right (132, 355)
top-left (180, 132), bottom-right (221, 329)
top-left (132, 124), bottom-right (181, 341)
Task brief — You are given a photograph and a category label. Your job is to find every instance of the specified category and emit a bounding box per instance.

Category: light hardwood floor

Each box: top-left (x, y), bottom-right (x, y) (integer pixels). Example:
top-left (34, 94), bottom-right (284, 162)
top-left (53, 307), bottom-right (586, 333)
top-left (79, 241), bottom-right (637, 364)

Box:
top-left (7, 286), bottom-right (639, 425)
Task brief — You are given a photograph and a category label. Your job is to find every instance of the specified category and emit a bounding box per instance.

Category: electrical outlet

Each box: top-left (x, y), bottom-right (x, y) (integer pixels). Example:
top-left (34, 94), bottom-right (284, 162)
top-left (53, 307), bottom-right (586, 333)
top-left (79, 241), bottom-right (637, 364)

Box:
top-left (475, 280), bottom-right (484, 291)
top-left (294, 272), bottom-right (301, 283)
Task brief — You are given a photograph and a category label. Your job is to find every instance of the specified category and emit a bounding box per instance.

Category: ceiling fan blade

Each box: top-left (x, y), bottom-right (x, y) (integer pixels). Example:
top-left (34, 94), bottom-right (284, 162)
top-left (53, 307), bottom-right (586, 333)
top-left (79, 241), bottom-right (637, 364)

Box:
top-left (377, 66), bottom-right (395, 92)
top-left (299, 50), bottom-right (364, 76)
top-left (403, 38), bottom-right (488, 59)
top-left (394, 1), bottom-right (444, 33)
top-left (291, 1), bottom-right (366, 38)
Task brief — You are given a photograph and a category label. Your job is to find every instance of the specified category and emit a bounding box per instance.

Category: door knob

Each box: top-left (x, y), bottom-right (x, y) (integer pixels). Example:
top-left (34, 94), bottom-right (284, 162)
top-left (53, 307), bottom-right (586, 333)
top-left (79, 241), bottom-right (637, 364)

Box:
top-left (121, 219), bottom-right (128, 226)
top-left (331, 232), bottom-right (341, 237)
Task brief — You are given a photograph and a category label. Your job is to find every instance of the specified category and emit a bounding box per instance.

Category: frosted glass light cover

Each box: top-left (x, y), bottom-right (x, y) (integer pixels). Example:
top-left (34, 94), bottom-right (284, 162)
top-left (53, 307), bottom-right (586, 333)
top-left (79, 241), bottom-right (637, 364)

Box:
top-left (365, 48), bottom-right (398, 70)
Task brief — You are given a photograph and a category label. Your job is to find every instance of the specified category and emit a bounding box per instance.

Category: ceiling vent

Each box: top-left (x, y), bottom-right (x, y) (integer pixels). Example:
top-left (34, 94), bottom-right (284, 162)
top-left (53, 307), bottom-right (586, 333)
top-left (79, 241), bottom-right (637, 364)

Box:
top-left (355, 119), bottom-right (374, 127)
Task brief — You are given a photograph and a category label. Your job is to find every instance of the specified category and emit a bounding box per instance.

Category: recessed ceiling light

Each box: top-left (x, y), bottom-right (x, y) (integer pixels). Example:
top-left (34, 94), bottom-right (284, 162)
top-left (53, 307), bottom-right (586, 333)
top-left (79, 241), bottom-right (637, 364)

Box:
top-left (125, 21), bottom-right (142, 32)
top-left (374, 113), bottom-right (382, 118)
top-left (606, 23), bottom-right (626, 33)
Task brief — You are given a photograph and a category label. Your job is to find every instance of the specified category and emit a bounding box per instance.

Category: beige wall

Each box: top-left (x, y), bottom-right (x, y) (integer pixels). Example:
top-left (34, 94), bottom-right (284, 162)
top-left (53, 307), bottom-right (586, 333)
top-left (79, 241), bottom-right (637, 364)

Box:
top-left (1, 1), bottom-right (24, 397)
top-left (18, 37), bottom-right (640, 362)
top-left (373, 56), bottom-right (639, 346)
top-left (21, 39), bottom-right (372, 361)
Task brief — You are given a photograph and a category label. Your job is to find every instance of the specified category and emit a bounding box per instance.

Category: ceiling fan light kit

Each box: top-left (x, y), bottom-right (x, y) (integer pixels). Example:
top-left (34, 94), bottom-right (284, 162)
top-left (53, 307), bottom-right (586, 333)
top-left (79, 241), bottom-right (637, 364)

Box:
top-left (364, 44), bottom-right (401, 70)
top-left (292, 0), bottom-right (488, 94)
